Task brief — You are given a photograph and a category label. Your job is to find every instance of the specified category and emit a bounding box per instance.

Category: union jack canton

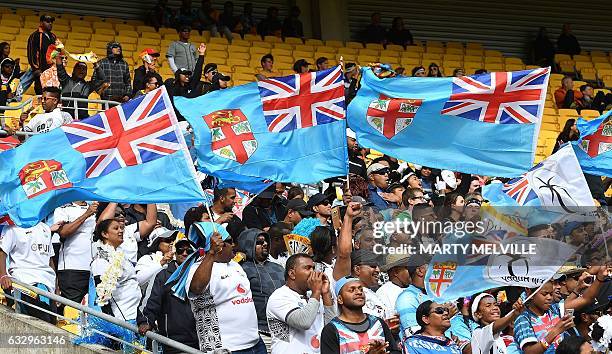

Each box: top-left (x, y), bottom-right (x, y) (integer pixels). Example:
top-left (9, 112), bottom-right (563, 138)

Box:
top-left (61, 87), bottom-right (182, 178)
top-left (501, 163), bottom-right (543, 205)
top-left (257, 65), bottom-right (345, 132)
top-left (441, 67), bottom-right (550, 124)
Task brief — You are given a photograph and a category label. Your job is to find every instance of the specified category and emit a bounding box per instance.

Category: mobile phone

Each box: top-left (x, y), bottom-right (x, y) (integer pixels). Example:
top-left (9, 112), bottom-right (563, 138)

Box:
top-left (584, 275), bottom-right (594, 285)
top-left (565, 308), bottom-right (574, 317)
top-left (331, 206), bottom-right (341, 230)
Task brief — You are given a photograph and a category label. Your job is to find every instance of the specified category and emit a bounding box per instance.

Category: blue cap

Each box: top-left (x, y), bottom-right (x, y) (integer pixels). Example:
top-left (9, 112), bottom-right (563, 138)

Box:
top-left (334, 277), bottom-right (361, 297)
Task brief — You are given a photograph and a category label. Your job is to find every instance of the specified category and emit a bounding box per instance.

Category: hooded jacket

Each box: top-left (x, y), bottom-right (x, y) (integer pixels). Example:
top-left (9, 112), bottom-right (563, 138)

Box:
top-left (94, 42), bottom-right (131, 100)
top-left (237, 228), bottom-right (285, 333)
top-left (137, 261), bottom-right (199, 353)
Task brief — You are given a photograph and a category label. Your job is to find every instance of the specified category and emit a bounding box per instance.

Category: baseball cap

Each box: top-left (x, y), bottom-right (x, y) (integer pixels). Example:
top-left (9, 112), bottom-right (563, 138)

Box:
top-left (40, 15), bottom-right (55, 22)
top-left (346, 127), bottom-right (356, 139)
top-left (350, 249), bottom-right (381, 268)
top-left (306, 193), bottom-right (330, 211)
top-left (212, 72), bottom-right (231, 82)
top-left (140, 48), bottom-right (160, 57)
top-left (204, 63), bottom-right (218, 75)
top-left (367, 162), bottom-right (388, 176)
top-left (287, 199), bottom-right (314, 217)
top-left (147, 228), bottom-right (179, 249)
top-left (293, 59), bottom-right (311, 72)
top-left (471, 293), bottom-right (495, 321)
top-left (176, 68), bottom-right (192, 76)
top-left (334, 276), bottom-right (361, 297)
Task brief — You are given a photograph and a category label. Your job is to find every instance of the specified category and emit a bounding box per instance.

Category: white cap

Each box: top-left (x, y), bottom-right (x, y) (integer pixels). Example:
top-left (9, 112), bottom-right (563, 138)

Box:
top-left (367, 162), bottom-right (387, 176)
top-left (346, 128), bottom-right (356, 139)
top-left (441, 170), bottom-right (457, 189)
top-left (471, 293), bottom-right (495, 321)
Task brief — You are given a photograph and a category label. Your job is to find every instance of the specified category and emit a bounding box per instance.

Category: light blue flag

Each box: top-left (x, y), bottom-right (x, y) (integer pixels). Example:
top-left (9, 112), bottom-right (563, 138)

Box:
top-left (0, 87), bottom-right (206, 227)
top-left (572, 110), bottom-right (612, 176)
top-left (347, 67), bottom-right (551, 177)
top-left (174, 66), bottom-right (348, 183)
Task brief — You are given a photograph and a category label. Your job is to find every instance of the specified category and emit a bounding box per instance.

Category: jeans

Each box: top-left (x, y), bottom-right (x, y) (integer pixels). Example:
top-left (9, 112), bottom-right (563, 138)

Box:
top-left (231, 338), bottom-right (267, 354)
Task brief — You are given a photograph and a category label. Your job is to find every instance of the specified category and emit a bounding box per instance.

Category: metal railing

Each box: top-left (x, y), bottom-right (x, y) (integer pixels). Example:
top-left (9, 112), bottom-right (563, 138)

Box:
top-left (0, 95), bottom-right (120, 138)
top-left (3, 278), bottom-right (205, 354)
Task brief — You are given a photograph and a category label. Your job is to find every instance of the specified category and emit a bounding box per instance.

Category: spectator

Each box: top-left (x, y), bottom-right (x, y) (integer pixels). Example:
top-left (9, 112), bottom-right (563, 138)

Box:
top-left (137, 238), bottom-right (199, 353)
top-left (287, 185), bottom-right (305, 200)
top-left (556, 336), bottom-right (593, 354)
top-left (243, 187), bottom-right (278, 230)
top-left (165, 43), bottom-right (207, 119)
top-left (396, 66), bottom-right (406, 76)
top-left (55, 56), bottom-right (105, 119)
top-left (210, 187), bottom-right (244, 230)
top-left (377, 255), bottom-right (411, 312)
top-left (306, 193), bottom-right (332, 227)
top-left (532, 27), bottom-right (555, 68)
top-left (403, 301), bottom-right (467, 354)
top-left (134, 72), bottom-right (161, 97)
top-left (91, 219), bottom-right (142, 322)
top-left (266, 253), bottom-right (336, 353)
top-left (0, 57), bottom-right (22, 108)
top-left (267, 222), bottom-right (292, 267)
top-left (363, 12), bottom-right (386, 44)
top-left (95, 42), bottom-right (131, 102)
top-left (552, 119), bottom-right (579, 154)
top-left (167, 25), bottom-right (198, 73)
top-left (396, 254), bottom-right (432, 336)
top-left (554, 76), bottom-right (582, 109)
top-left (52, 201), bottom-right (98, 304)
top-left (557, 24), bottom-right (581, 56)
top-left (0, 222), bottom-right (59, 324)
top-left (573, 300), bottom-right (606, 339)
top-left (350, 249), bottom-right (392, 321)
top-left (344, 63), bottom-right (360, 104)
top-left (255, 53), bottom-right (282, 80)
top-left (0, 42), bottom-right (10, 60)
top-left (321, 277), bottom-right (401, 353)
top-left (183, 204), bottom-right (211, 237)
top-left (402, 187), bottom-right (427, 216)
top-left (209, 71), bottom-right (231, 92)
top-left (282, 6), bottom-right (304, 39)
top-left (135, 229), bottom-right (178, 291)
top-left (147, 0), bottom-right (174, 30)
top-left (576, 84), bottom-right (612, 114)
top-left (453, 68), bottom-right (465, 77)
top-left (123, 203), bottom-right (174, 258)
top-left (258, 7), bottom-right (283, 37)
top-left (347, 128), bottom-right (367, 178)
top-left (237, 229), bottom-right (285, 336)
top-left (200, 63), bottom-right (218, 94)
top-left (196, 0), bottom-right (220, 36)
top-left (441, 192), bottom-right (464, 223)
top-left (283, 198), bottom-right (312, 226)
top-left (316, 57), bottom-right (329, 71)
top-left (14, 86), bottom-right (72, 135)
top-left (469, 293), bottom-right (524, 354)
top-left (186, 227), bottom-right (265, 352)
top-left (367, 162), bottom-right (398, 211)
top-left (387, 17), bottom-right (413, 47)
top-left (238, 2), bottom-right (256, 35)
top-left (427, 63), bottom-right (443, 77)
top-left (218, 1), bottom-right (238, 41)
top-left (176, 0), bottom-right (197, 28)
top-left (27, 15), bottom-right (57, 94)
top-left (293, 59), bottom-right (311, 74)
top-left (412, 66), bottom-right (426, 77)
top-left (132, 48), bottom-right (163, 96)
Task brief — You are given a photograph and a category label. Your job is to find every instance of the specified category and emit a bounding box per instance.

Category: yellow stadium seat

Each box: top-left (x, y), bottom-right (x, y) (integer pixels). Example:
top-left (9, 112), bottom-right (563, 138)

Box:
top-left (385, 44), bottom-right (403, 51)
top-left (272, 48), bottom-right (292, 57)
top-left (559, 60), bottom-right (574, 73)
top-left (302, 38), bottom-right (322, 46)
top-left (346, 41), bottom-right (363, 49)
top-left (595, 62), bottom-right (612, 70)
top-left (466, 42), bottom-right (483, 50)
top-left (365, 43), bottom-right (383, 50)
top-left (443, 54), bottom-right (462, 62)
top-left (234, 66), bottom-right (255, 74)
top-left (141, 32), bottom-right (161, 40)
top-left (227, 58), bottom-right (248, 67)
top-left (231, 39), bottom-right (250, 47)
top-left (121, 42), bottom-right (137, 51)
top-left (484, 50), bottom-right (502, 57)
top-left (558, 108), bottom-right (579, 118)
top-left (381, 50), bottom-right (399, 58)
top-left (580, 110), bottom-right (601, 120)
top-left (505, 57), bottom-right (523, 65)
top-left (115, 24), bottom-right (135, 32)
top-left (541, 122), bottom-right (558, 131)
top-left (264, 35), bottom-right (282, 43)
top-left (228, 44), bottom-right (249, 54)
top-left (484, 56), bottom-right (503, 64)
top-left (572, 80), bottom-right (587, 89)
top-left (422, 53), bottom-right (442, 62)
top-left (138, 38), bottom-right (160, 46)
top-left (592, 56), bottom-right (609, 64)
top-left (465, 49), bottom-right (483, 57)
top-left (249, 47), bottom-right (269, 57)
top-left (426, 46), bottom-right (444, 54)
top-left (379, 56), bottom-right (399, 65)
top-left (136, 25), bottom-right (156, 34)
top-left (400, 57), bottom-right (420, 67)
top-left (294, 44), bottom-right (315, 52)
top-left (484, 63), bottom-right (504, 71)
top-left (238, 34), bottom-right (257, 42)
top-left (401, 51), bottom-right (421, 59)
top-left (580, 67), bottom-right (597, 81)
top-left (445, 48), bottom-right (463, 55)
top-left (554, 53), bottom-right (572, 63)
top-left (274, 55), bottom-right (293, 64)
top-left (590, 50), bottom-right (606, 57)
top-left (252, 41), bottom-right (272, 49)
top-left (444, 61), bottom-right (462, 70)
top-left (274, 42), bottom-right (294, 51)
top-left (284, 37), bottom-right (302, 45)
top-left (209, 37), bottom-right (229, 45)
top-left (505, 64), bottom-right (525, 71)
top-left (1, 19), bottom-right (22, 28)
top-left (426, 40), bottom-right (443, 47)
top-left (229, 52), bottom-right (250, 61)
top-left (359, 48), bottom-right (379, 56)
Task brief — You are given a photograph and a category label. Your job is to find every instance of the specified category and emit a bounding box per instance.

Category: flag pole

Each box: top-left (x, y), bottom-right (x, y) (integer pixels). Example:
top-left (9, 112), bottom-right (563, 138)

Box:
top-left (204, 203), bottom-right (217, 233)
top-left (340, 55), bottom-right (349, 194)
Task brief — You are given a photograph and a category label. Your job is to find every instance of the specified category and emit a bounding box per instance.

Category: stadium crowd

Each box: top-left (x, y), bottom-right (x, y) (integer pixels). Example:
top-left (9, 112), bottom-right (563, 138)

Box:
top-left (0, 4), bottom-right (611, 354)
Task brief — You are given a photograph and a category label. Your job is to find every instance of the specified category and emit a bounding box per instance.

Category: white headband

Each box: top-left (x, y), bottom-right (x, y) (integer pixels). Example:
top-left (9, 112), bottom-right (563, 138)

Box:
top-left (471, 293), bottom-right (495, 322)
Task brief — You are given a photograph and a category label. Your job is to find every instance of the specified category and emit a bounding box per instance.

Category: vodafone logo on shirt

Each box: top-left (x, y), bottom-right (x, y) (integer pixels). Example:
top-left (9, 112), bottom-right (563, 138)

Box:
top-left (231, 283), bottom-right (253, 305)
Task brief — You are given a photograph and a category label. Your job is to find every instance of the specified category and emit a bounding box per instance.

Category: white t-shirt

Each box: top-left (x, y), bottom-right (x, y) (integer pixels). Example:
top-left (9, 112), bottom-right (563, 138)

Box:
top-left (266, 285), bottom-right (324, 354)
top-left (24, 108), bottom-right (73, 134)
top-left (91, 248), bottom-right (141, 321)
top-left (363, 287), bottom-right (388, 319)
top-left (0, 223), bottom-right (56, 292)
top-left (186, 260), bottom-right (260, 352)
top-left (118, 223), bottom-right (140, 265)
top-left (268, 253), bottom-right (288, 268)
top-left (52, 203), bottom-right (95, 271)
top-left (471, 323), bottom-right (507, 354)
top-left (376, 281), bottom-right (404, 314)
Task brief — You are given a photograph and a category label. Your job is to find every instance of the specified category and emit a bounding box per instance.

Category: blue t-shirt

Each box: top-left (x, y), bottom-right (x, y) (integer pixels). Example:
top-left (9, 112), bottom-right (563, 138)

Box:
top-left (513, 303), bottom-right (564, 354)
top-left (449, 315), bottom-right (479, 341)
top-left (403, 334), bottom-right (462, 354)
top-left (396, 285), bottom-right (432, 336)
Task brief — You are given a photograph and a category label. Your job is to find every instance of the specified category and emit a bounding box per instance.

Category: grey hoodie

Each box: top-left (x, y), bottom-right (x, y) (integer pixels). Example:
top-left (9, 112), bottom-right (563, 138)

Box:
top-left (237, 228), bottom-right (285, 333)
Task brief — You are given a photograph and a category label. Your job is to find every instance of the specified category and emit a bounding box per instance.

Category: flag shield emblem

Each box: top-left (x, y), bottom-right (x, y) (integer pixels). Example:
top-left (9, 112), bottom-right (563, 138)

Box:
top-left (366, 95), bottom-right (423, 139)
top-left (18, 160), bottom-right (72, 198)
top-left (203, 109), bottom-right (258, 164)
top-left (428, 261), bottom-right (456, 297)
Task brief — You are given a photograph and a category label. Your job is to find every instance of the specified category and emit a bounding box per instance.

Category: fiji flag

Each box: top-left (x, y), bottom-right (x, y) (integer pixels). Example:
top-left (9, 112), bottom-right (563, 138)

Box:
top-left (347, 67), bottom-right (550, 177)
top-left (174, 66), bottom-right (348, 183)
top-left (572, 110), bottom-right (612, 176)
top-left (0, 87), bottom-right (206, 227)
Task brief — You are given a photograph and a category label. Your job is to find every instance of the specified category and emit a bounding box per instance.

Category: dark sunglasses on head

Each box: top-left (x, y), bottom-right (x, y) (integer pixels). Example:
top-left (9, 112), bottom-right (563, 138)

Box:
top-left (430, 306), bottom-right (449, 315)
top-left (176, 247), bottom-right (193, 255)
top-left (373, 168), bottom-right (390, 175)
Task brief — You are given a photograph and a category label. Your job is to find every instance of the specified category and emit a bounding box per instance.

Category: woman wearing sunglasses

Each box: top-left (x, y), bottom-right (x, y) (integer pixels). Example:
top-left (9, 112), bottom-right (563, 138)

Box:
top-left (136, 237), bottom-right (200, 353)
top-left (403, 300), bottom-right (470, 354)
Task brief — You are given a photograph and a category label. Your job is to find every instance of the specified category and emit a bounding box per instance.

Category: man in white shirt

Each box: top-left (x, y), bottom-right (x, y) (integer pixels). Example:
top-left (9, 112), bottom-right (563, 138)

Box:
top-left (19, 86), bottom-right (73, 135)
top-left (377, 254), bottom-right (411, 313)
top-left (266, 253), bottom-right (336, 354)
top-left (0, 222), bottom-right (59, 323)
top-left (53, 201), bottom-right (98, 303)
top-left (186, 229), bottom-right (265, 353)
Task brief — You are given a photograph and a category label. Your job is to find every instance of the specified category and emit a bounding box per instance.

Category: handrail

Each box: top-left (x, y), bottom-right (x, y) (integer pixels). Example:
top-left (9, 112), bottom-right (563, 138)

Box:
top-left (8, 278), bottom-right (206, 354)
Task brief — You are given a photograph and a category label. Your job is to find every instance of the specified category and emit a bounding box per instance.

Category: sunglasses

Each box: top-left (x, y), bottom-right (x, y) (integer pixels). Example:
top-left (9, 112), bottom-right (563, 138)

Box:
top-left (317, 200), bottom-right (331, 206)
top-left (176, 247), bottom-right (193, 255)
top-left (373, 168), bottom-right (390, 175)
top-left (255, 239), bottom-right (267, 246)
top-left (430, 306), bottom-right (449, 315)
